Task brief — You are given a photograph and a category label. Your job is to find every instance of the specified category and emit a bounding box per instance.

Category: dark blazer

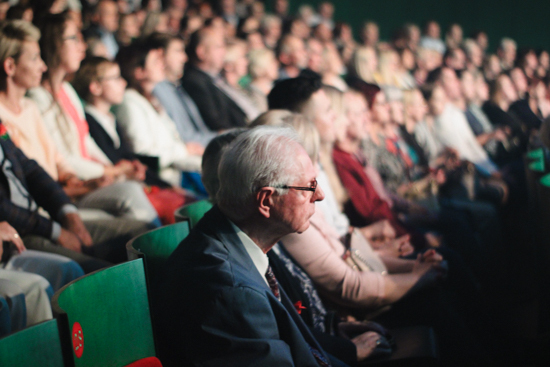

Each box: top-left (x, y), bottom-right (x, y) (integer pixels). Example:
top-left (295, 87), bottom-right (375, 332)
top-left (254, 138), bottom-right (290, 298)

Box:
top-left (181, 65), bottom-right (247, 131)
top-left (153, 205), bottom-right (332, 366)
top-left (268, 248), bottom-right (358, 366)
top-left (0, 137), bottom-right (72, 238)
top-left (86, 112), bottom-right (170, 188)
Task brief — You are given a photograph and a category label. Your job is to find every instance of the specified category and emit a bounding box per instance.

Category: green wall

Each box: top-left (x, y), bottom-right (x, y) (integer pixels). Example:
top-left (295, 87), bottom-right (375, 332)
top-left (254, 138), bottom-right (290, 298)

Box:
top-left (282, 0), bottom-right (550, 52)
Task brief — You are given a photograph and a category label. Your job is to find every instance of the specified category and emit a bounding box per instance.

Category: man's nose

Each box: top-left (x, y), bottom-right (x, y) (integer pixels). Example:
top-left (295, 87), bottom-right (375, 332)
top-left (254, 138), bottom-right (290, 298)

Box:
top-left (313, 185), bottom-right (325, 202)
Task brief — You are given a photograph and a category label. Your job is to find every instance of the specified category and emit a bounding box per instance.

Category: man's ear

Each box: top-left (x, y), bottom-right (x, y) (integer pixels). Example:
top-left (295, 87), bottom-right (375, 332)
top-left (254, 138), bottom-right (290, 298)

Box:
top-left (3, 57), bottom-right (15, 77)
top-left (256, 187), bottom-right (276, 219)
top-left (89, 80), bottom-right (102, 97)
top-left (195, 44), bottom-right (206, 62)
top-left (134, 66), bottom-right (145, 82)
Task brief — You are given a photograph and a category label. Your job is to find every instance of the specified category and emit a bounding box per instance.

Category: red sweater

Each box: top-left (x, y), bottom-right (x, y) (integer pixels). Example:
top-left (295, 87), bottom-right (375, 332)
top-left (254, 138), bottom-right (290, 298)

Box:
top-left (332, 146), bottom-right (407, 236)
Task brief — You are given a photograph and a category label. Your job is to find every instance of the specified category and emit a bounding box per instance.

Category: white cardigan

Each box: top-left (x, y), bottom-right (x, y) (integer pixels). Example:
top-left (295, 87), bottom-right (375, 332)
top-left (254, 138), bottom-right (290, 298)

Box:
top-left (115, 89), bottom-right (201, 185)
top-left (433, 103), bottom-right (497, 175)
top-left (27, 83), bottom-right (110, 180)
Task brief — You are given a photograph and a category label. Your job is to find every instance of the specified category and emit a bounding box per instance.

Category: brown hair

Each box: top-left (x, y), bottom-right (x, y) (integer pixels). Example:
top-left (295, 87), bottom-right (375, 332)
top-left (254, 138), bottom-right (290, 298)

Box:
top-left (72, 56), bottom-right (115, 103)
top-left (38, 11), bottom-right (71, 85)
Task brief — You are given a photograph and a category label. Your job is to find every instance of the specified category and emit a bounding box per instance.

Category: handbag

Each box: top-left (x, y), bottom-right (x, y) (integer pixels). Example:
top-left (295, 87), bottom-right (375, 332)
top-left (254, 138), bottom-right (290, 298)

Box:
top-left (342, 229), bottom-right (387, 274)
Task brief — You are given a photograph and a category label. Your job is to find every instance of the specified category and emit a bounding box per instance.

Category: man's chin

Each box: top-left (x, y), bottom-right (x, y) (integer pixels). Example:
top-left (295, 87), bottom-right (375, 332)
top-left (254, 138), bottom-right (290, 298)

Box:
top-left (295, 221), bottom-right (311, 234)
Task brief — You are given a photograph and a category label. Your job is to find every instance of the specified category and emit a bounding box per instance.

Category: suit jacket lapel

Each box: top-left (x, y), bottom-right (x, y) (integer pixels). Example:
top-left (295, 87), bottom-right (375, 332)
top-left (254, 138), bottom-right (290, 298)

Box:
top-left (203, 206), bottom-right (273, 294)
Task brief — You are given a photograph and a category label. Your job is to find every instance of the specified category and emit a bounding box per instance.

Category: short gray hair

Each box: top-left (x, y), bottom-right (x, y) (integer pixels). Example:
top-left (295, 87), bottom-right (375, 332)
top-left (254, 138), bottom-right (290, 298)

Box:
top-left (217, 126), bottom-right (304, 221)
top-left (499, 37), bottom-right (516, 51)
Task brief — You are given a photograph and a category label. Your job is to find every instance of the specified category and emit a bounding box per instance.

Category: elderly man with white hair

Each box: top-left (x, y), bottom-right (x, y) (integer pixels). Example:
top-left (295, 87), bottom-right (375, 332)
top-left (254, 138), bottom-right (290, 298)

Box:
top-left (153, 126), bottom-right (356, 366)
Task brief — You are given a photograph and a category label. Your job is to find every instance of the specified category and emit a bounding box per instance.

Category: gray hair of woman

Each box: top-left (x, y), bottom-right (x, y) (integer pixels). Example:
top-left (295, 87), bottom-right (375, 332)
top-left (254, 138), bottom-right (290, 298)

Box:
top-left (216, 125), bottom-right (305, 221)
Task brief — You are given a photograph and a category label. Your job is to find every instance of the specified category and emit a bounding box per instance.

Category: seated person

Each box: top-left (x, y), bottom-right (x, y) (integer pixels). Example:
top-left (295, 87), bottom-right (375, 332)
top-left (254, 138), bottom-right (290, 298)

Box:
top-left (0, 221), bottom-right (82, 328)
top-left (153, 126), bottom-right (347, 366)
top-left (426, 68), bottom-right (499, 177)
top-left (0, 135), bottom-right (149, 273)
top-left (151, 33), bottom-right (216, 147)
top-left (0, 279), bottom-right (26, 336)
top-left (267, 76), bottom-right (410, 238)
top-left (200, 128), bottom-right (385, 366)
top-left (72, 56), bottom-right (195, 224)
top-left (10, 17), bottom-right (158, 225)
top-left (114, 35), bottom-right (202, 186)
top-left (181, 26), bottom-right (249, 131)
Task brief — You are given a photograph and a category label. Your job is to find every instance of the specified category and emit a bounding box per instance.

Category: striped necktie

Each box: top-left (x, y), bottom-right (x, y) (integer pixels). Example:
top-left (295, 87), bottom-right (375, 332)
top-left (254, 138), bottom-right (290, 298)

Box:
top-left (265, 265), bottom-right (281, 301)
top-left (265, 265), bottom-right (330, 366)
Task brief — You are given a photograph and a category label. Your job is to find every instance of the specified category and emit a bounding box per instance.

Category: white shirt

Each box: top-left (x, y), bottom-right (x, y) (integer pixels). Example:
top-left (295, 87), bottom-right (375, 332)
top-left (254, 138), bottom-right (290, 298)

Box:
top-left (433, 103), bottom-right (497, 175)
top-left (229, 220), bottom-right (270, 287)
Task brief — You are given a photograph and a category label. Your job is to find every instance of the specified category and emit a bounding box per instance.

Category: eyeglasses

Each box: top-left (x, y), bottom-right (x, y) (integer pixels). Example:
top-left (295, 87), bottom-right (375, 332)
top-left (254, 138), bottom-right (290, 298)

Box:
top-left (63, 34), bottom-right (82, 43)
top-left (98, 75), bottom-right (123, 82)
top-left (276, 179), bottom-right (318, 193)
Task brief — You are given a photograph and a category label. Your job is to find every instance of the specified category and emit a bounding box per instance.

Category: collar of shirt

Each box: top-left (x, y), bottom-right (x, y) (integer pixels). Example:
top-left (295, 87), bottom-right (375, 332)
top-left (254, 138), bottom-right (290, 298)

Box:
top-left (228, 220), bottom-right (270, 286)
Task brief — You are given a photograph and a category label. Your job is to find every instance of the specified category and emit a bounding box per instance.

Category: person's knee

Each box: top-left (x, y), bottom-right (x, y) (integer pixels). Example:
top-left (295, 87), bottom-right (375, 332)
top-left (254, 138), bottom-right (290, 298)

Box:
top-left (115, 181), bottom-right (158, 222)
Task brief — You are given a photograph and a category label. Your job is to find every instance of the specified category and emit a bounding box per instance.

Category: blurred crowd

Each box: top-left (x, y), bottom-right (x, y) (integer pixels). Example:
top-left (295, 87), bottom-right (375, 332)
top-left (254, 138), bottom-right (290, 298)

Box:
top-left (0, 0), bottom-right (549, 365)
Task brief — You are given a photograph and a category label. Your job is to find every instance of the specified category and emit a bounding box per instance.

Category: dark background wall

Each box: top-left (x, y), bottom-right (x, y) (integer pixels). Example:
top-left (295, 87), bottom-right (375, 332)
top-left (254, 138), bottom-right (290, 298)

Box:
top-left (274, 0), bottom-right (550, 52)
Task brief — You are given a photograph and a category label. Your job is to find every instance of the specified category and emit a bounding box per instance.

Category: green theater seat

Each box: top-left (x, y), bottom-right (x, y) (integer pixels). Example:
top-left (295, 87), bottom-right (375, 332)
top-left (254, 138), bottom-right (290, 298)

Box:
top-left (174, 200), bottom-right (213, 228)
top-left (126, 220), bottom-right (191, 287)
top-left (52, 259), bottom-right (158, 367)
top-left (0, 319), bottom-right (64, 367)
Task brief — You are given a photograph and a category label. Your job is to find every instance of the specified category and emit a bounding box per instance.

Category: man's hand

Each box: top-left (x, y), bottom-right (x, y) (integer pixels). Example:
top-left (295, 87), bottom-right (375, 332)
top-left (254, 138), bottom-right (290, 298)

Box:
top-left (351, 331), bottom-right (383, 361)
top-left (57, 228), bottom-right (82, 253)
top-left (0, 221), bottom-right (25, 254)
top-left (130, 160), bottom-right (147, 181)
top-left (421, 249), bottom-right (443, 264)
top-left (61, 213), bottom-right (93, 247)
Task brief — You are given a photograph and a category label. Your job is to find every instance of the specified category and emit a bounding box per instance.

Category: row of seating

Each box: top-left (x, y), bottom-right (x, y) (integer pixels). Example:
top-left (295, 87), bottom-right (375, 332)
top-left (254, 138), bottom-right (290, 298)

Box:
top-left (0, 257), bottom-right (160, 367)
top-left (0, 205), bottom-right (438, 366)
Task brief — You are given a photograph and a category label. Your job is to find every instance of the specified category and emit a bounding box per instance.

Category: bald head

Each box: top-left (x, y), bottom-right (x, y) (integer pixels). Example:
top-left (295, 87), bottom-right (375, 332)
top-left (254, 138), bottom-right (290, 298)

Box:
top-left (186, 26), bottom-right (226, 74)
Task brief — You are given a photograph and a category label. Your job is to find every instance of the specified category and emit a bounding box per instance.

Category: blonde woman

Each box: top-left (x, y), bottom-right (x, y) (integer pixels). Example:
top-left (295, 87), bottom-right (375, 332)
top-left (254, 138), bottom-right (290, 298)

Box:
top-left (349, 46), bottom-right (377, 83)
top-left (245, 48), bottom-right (278, 112)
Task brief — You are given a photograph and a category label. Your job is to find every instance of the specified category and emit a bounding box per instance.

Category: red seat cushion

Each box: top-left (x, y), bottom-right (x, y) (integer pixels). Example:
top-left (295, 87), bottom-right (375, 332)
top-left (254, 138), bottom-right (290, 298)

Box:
top-left (124, 356), bottom-right (163, 367)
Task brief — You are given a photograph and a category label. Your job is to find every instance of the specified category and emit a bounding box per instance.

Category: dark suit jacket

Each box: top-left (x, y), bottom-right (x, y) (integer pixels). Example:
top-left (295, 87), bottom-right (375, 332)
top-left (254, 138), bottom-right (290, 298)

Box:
top-left (153, 205), bottom-right (331, 366)
top-left (268, 248), bottom-right (358, 366)
top-left (0, 137), bottom-right (72, 238)
top-left (181, 65), bottom-right (247, 131)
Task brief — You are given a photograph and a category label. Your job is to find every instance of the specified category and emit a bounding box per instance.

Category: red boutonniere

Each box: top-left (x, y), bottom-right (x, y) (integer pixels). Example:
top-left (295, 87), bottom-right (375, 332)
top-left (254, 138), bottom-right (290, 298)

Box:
top-left (0, 124), bottom-right (9, 140)
top-left (294, 300), bottom-right (307, 315)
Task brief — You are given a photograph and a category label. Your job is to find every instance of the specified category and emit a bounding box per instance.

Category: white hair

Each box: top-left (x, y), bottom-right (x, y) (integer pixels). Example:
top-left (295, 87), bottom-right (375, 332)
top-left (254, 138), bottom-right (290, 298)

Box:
top-left (500, 37), bottom-right (516, 50)
top-left (216, 126), bottom-right (305, 221)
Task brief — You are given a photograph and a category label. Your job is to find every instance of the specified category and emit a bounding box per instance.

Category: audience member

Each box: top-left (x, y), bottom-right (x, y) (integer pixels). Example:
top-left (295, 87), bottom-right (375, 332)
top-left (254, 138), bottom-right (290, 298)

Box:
top-left (73, 56), bottom-right (195, 224)
top-left (21, 14), bottom-right (159, 225)
top-left (182, 26), bottom-right (249, 130)
top-left (419, 20), bottom-right (445, 55)
top-left (151, 33), bottom-right (217, 146)
top-left (360, 21), bottom-right (378, 48)
top-left (83, 0), bottom-right (119, 59)
top-left (115, 36), bottom-right (202, 187)
top-left (498, 37), bottom-right (517, 72)
top-left (277, 33), bottom-right (308, 79)
top-left (245, 48), bottom-right (278, 112)
top-left (153, 126), bottom-right (349, 366)
top-left (0, 221), bottom-right (83, 328)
